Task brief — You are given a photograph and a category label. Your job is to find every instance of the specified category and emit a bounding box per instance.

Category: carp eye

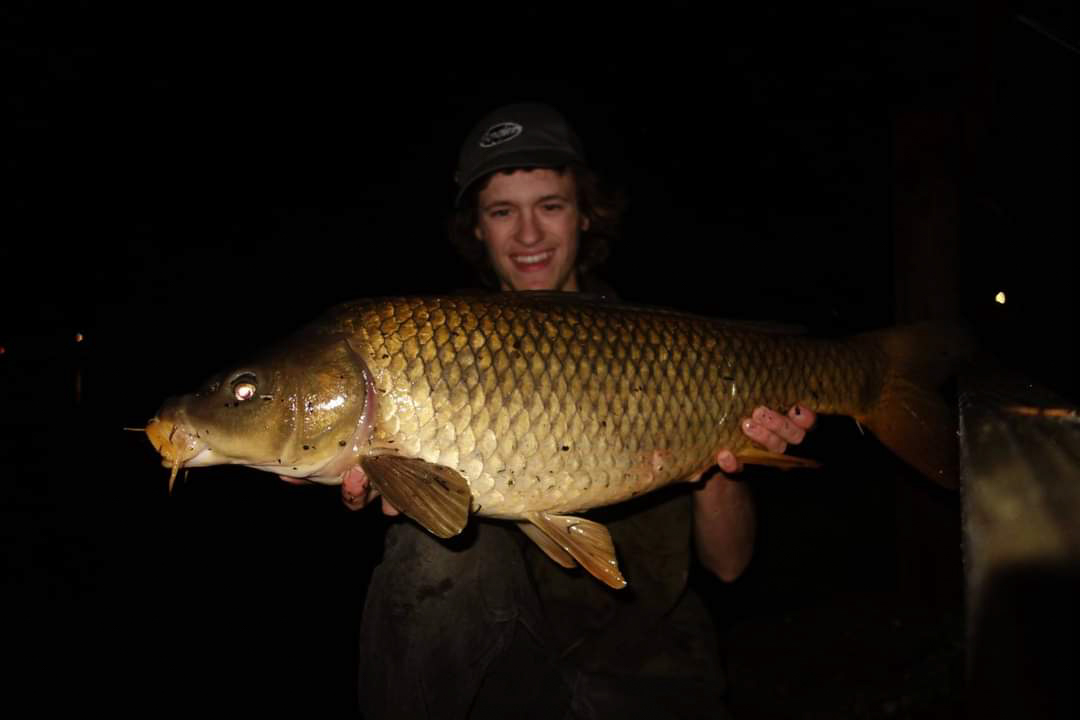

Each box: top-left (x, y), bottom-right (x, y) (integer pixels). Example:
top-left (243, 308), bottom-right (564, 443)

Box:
top-left (231, 373), bottom-right (257, 402)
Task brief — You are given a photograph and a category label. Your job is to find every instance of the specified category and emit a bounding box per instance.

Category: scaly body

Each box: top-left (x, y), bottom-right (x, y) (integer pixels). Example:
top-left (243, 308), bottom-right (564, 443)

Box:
top-left (331, 294), bottom-right (879, 519)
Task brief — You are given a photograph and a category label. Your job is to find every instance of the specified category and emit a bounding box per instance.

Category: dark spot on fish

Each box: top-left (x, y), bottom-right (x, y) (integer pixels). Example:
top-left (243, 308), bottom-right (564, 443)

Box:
top-left (339, 440), bottom-right (347, 447)
top-left (303, 445), bottom-right (310, 450)
top-left (511, 339), bottom-right (519, 351)
top-left (262, 396), bottom-right (272, 401)
top-left (293, 467), bottom-right (298, 471)
top-left (600, 421), bottom-right (606, 428)
top-left (722, 375), bottom-right (735, 382)
top-left (277, 458), bottom-right (281, 464)
top-left (794, 406), bottom-right (802, 416)
top-left (562, 445), bottom-right (569, 451)
top-left (547, 484), bottom-right (555, 491)
top-left (508, 479), bottom-right (514, 486)
top-left (382, 354), bottom-right (388, 359)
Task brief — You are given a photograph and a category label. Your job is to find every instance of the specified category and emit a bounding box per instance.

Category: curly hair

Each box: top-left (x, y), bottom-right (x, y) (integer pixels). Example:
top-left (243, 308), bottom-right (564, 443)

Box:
top-left (449, 165), bottom-right (625, 290)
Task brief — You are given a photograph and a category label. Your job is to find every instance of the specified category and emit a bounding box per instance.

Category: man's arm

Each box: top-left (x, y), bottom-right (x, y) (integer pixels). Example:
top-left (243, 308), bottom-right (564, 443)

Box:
top-left (693, 405), bottom-right (816, 582)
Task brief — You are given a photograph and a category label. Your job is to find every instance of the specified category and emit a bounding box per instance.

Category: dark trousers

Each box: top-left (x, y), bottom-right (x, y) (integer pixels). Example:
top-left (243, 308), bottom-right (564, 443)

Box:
top-left (358, 520), bottom-right (730, 720)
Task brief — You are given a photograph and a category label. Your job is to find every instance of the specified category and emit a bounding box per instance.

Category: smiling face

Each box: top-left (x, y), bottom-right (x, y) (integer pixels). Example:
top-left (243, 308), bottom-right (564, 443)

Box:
top-left (474, 168), bottom-right (588, 292)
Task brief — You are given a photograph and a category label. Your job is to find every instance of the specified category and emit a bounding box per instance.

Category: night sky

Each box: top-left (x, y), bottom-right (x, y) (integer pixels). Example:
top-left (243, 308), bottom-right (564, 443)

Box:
top-left (4, 2), bottom-right (1077, 717)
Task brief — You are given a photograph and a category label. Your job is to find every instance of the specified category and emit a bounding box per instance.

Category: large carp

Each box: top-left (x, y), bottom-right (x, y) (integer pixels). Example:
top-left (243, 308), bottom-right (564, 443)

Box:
top-left (145, 293), bottom-right (967, 588)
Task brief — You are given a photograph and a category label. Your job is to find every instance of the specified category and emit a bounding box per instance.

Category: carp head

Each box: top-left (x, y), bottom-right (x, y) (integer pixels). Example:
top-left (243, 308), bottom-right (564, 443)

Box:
top-left (145, 332), bottom-right (374, 493)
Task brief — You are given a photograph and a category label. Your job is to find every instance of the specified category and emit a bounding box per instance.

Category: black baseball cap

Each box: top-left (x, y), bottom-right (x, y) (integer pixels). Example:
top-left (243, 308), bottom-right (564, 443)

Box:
top-left (454, 102), bottom-right (586, 207)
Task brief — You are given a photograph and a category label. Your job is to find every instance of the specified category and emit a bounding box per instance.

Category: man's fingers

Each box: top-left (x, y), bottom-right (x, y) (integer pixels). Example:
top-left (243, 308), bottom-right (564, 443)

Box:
top-left (788, 404), bottom-right (817, 431)
top-left (715, 449), bottom-right (742, 474)
top-left (341, 466), bottom-right (376, 511)
top-left (743, 415), bottom-right (788, 454)
top-left (752, 406), bottom-right (806, 446)
top-left (342, 484), bottom-right (368, 511)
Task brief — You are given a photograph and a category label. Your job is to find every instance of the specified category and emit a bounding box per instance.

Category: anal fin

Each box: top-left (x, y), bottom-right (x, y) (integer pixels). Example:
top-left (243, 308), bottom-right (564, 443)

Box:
top-left (519, 522), bottom-right (578, 569)
top-left (360, 455), bottom-right (471, 539)
top-left (736, 447), bottom-right (822, 470)
top-left (524, 512), bottom-right (626, 589)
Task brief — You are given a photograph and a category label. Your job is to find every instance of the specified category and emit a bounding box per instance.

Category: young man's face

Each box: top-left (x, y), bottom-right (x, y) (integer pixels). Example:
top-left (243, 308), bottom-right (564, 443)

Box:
top-left (474, 168), bottom-right (588, 292)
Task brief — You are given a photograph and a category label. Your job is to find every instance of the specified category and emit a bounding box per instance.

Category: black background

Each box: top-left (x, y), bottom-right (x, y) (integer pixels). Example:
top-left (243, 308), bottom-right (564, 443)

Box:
top-left (4, 1), bottom-right (1076, 717)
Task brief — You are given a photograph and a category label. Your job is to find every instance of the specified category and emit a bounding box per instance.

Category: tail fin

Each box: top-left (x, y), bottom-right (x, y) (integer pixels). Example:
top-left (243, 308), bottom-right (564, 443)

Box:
top-left (859, 324), bottom-right (975, 489)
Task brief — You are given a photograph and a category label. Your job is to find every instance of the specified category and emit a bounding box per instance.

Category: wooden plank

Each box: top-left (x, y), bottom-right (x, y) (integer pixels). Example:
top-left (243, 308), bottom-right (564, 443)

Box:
top-left (960, 369), bottom-right (1080, 718)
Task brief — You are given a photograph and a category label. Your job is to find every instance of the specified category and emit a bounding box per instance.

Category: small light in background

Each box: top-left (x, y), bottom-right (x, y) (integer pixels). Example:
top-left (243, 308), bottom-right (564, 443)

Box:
top-left (0, 345), bottom-right (5, 355)
top-left (995, 291), bottom-right (1006, 305)
top-left (75, 333), bottom-right (85, 343)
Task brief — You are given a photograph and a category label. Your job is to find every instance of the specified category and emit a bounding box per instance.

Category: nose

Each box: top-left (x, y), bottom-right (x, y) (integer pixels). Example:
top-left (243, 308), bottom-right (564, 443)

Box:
top-left (517, 209), bottom-right (542, 246)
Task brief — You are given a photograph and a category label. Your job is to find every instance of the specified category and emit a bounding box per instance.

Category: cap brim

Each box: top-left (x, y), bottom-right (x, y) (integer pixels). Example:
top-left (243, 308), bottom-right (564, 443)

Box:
top-left (454, 149), bottom-right (583, 207)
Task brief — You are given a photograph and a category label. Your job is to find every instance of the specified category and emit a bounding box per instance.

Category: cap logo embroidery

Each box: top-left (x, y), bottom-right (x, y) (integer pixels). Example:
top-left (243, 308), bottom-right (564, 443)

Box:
top-left (479, 122), bottom-right (523, 148)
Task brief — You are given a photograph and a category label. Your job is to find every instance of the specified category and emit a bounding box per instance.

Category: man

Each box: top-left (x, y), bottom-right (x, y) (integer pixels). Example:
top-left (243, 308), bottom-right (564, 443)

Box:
top-left (348, 103), bottom-right (815, 719)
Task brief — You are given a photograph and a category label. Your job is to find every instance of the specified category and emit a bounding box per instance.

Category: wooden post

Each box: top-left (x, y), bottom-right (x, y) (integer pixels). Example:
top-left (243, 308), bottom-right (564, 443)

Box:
top-left (891, 107), bottom-right (965, 612)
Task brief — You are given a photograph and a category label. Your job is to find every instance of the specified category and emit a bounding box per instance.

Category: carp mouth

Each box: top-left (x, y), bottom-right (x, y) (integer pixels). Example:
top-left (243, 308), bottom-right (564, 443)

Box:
top-left (145, 416), bottom-right (209, 494)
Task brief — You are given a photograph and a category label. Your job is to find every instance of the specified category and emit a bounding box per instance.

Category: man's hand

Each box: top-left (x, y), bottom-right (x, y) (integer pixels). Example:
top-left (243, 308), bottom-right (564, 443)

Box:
top-left (695, 404), bottom-right (817, 581)
top-left (278, 467), bottom-right (399, 515)
top-left (340, 466), bottom-right (400, 515)
top-left (715, 404), bottom-right (817, 473)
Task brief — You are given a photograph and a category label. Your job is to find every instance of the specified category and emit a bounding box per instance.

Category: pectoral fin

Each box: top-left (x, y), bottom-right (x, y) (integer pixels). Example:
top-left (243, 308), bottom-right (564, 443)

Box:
top-left (524, 512), bottom-right (626, 589)
top-left (736, 448), bottom-right (822, 470)
top-left (360, 455), bottom-right (471, 539)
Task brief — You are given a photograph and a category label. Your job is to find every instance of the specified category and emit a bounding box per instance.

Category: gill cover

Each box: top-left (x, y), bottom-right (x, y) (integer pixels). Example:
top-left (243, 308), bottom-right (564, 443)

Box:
top-left (164, 333), bottom-right (371, 478)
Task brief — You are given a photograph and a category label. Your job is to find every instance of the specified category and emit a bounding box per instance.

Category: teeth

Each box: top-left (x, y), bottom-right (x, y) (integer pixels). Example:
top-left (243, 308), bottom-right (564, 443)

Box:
top-left (514, 250), bottom-right (553, 264)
